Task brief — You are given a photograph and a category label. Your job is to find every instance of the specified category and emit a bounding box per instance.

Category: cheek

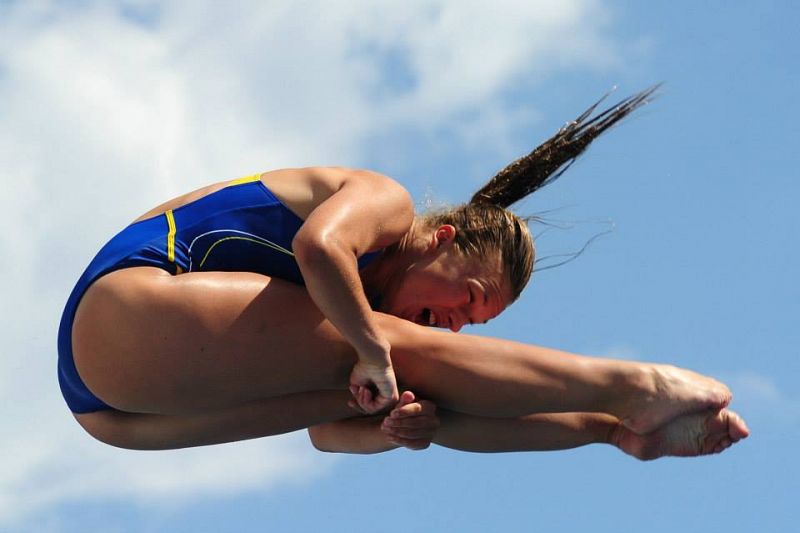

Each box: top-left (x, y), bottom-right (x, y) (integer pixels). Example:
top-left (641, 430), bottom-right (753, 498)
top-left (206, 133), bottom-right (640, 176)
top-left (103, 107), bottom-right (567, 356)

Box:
top-left (426, 283), bottom-right (462, 307)
top-left (390, 268), bottom-right (456, 310)
top-left (387, 274), bottom-right (429, 309)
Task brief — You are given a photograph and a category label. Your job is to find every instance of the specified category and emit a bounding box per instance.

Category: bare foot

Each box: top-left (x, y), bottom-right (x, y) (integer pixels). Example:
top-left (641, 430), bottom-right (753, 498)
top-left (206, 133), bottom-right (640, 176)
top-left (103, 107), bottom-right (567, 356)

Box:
top-left (620, 364), bottom-right (733, 434)
top-left (612, 408), bottom-right (749, 461)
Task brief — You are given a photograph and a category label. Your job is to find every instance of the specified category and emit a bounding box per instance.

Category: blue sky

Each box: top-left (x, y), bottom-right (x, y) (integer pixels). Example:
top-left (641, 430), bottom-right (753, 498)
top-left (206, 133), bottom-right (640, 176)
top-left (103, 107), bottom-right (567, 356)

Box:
top-left (0, 1), bottom-right (797, 531)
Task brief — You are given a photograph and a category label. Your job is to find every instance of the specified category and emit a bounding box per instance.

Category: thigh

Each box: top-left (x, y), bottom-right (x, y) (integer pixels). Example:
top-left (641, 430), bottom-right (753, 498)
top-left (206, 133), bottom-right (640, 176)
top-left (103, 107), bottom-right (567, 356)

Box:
top-left (72, 267), bottom-right (356, 414)
top-left (75, 390), bottom-right (355, 450)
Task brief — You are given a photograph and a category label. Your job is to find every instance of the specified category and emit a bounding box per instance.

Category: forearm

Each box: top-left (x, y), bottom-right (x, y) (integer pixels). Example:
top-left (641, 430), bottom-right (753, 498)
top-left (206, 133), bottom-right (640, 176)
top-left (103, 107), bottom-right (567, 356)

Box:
top-left (294, 240), bottom-right (387, 360)
top-left (435, 411), bottom-right (619, 453)
top-left (308, 416), bottom-right (398, 454)
top-left (309, 410), bottom-right (621, 455)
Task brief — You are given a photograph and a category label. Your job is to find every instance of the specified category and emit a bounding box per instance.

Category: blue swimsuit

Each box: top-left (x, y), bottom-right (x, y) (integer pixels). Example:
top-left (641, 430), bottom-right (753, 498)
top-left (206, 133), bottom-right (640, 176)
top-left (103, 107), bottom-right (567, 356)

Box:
top-left (57, 174), bottom-right (380, 414)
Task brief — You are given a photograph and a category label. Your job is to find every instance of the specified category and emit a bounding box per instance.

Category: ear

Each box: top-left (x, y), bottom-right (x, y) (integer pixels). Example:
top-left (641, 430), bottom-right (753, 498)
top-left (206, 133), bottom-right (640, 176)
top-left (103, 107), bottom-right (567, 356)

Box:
top-left (434, 224), bottom-right (457, 247)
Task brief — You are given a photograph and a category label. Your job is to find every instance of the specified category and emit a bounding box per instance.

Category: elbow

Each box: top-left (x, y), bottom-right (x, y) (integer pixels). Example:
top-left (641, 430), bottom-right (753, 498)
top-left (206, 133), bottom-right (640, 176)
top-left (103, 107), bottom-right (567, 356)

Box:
top-left (292, 230), bottom-right (343, 267)
top-left (307, 426), bottom-right (335, 453)
top-left (291, 231), bottom-right (324, 264)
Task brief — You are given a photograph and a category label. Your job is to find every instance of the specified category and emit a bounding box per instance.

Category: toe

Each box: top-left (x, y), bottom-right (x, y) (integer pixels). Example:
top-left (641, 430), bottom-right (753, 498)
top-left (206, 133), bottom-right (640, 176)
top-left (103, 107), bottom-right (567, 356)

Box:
top-left (727, 411), bottom-right (750, 441)
top-left (716, 383), bottom-right (733, 407)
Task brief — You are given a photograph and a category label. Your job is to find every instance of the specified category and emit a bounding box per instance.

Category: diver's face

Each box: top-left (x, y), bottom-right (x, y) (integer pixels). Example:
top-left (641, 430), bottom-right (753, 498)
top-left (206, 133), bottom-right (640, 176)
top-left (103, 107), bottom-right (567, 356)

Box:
top-left (383, 245), bottom-right (511, 332)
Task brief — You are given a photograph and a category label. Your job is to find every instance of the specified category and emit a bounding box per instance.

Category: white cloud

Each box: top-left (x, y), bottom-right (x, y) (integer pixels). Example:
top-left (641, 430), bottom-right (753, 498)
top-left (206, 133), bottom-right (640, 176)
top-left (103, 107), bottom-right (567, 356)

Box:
top-left (0, 0), bottom-right (621, 526)
top-left (1, 424), bottom-right (334, 525)
top-left (598, 344), bottom-right (641, 360)
top-left (723, 371), bottom-right (800, 420)
top-left (349, 0), bottom-right (618, 123)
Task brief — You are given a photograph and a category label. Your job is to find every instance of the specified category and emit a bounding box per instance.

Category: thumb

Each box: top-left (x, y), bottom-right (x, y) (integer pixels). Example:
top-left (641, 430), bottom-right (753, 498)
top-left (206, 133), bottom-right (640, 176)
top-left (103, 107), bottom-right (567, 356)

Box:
top-left (397, 390), bottom-right (415, 407)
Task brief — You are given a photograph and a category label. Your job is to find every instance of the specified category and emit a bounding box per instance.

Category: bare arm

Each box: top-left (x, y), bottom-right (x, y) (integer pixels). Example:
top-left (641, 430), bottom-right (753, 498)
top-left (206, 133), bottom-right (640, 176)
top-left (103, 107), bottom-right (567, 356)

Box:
top-left (307, 386), bottom-right (615, 455)
top-left (309, 416), bottom-right (397, 455)
top-left (308, 407), bottom-right (617, 455)
top-left (309, 391), bottom-right (438, 454)
top-left (292, 169), bottom-right (414, 412)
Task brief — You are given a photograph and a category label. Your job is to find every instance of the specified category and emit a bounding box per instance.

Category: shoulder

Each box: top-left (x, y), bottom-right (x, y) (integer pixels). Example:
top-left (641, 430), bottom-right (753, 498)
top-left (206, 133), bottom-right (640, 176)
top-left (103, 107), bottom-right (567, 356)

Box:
top-left (338, 168), bottom-right (414, 225)
top-left (308, 166), bottom-right (410, 200)
top-left (340, 168), bottom-right (413, 210)
top-left (263, 167), bottom-right (413, 220)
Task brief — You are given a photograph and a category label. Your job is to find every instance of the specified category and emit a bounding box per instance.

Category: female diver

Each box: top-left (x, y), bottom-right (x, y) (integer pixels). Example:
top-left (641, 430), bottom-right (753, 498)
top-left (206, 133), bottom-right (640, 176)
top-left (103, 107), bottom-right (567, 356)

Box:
top-left (58, 87), bottom-right (748, 458)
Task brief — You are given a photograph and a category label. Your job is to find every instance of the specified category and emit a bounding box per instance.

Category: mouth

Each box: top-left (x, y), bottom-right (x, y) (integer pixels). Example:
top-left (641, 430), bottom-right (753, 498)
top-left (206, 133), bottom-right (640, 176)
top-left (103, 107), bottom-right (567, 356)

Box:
top-left (414, 307), bottom-right (438, 327)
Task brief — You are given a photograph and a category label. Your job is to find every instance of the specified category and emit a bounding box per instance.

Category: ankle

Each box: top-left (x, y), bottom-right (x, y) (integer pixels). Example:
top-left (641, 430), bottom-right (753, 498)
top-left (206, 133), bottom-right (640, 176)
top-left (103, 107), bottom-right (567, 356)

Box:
top-left (607, 363), bottom-right (657, 421)
top-left (605, 419), bottom-right (626, 448)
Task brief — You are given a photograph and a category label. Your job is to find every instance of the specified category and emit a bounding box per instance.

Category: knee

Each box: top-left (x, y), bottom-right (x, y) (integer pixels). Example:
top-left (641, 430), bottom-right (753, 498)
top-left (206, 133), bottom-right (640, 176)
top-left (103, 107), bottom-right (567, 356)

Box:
top-left (374, 312), bottom-right (425, 348)
top-left (374, 313), bottom-right (440, 386)
top-left (74, 411), bottom-right (142, 450)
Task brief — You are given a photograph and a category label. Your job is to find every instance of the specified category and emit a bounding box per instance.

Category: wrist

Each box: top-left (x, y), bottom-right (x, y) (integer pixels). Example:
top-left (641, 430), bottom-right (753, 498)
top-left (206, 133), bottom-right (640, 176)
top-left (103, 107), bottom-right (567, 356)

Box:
top-left (605, 420), bottom-right (625, 448)
top-left (581, 413), bottom-right (623, 446)
top-left (356, 339), bottom-right (392, 365)
top-left (378, 421), bottom-right (402, 452)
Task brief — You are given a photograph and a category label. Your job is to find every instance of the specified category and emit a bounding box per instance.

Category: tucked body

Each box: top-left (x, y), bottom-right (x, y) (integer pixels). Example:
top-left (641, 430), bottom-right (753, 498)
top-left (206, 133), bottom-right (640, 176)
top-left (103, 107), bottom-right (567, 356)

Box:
top-left (59, 89), bottom-right (749, 459)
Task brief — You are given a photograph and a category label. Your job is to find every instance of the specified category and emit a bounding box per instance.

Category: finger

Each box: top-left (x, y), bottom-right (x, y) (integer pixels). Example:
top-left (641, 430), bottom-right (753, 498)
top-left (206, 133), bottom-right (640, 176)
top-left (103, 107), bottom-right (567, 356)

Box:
top-left (417, 400), bottom-right (437, 415)
top-left (384, 415), bottom-right (440, 430)
top-left (376, 379), bottom-right (399, 399)
top-left (392, 397), bottom-right (439, 419)
top-left (382, 425), bottom-right (438, 440)
top-left (358, 387), bottom-right (377, 413)
top-left (391, 402), bottom-right (423, 419)
top-left (387, 437), bottom-right (432, 451)
top-left (398, 391), bottom-right (415, 406)
top-left (347, 399), bottom-right (367, 414)
top-left (382, 423), bottom-right (439, 443)
top-left (365, 390), bottom-right (397, 414)
top-left (385, 390), bottom-right (400, 405)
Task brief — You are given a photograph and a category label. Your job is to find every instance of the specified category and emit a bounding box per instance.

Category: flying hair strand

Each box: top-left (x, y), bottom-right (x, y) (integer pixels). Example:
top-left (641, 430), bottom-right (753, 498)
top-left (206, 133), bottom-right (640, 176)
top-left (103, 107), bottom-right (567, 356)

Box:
top-left (470, 84), bottom-right (661, 208)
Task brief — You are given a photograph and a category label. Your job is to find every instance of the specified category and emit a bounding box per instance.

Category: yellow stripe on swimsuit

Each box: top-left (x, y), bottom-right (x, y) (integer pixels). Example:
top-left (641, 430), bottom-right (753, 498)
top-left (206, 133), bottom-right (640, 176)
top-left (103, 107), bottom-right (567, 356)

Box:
top-left (58, 176), bottom-right (382, 413)
top-left (165, 209), bottom-right (177, 262)
top-left (228, 173), bottom-right (263, 186)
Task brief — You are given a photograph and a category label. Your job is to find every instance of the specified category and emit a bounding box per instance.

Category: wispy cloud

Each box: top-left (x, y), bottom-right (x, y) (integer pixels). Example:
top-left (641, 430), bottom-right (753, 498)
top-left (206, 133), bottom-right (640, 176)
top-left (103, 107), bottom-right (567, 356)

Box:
top-left (0, 424), bottom-right (335, 525)
top-left (722, 371), bottom-right (800, 421)
top-left (598, 344), bottom-right (642, 360)
top-left (0, 0), bottom-right (621, 526)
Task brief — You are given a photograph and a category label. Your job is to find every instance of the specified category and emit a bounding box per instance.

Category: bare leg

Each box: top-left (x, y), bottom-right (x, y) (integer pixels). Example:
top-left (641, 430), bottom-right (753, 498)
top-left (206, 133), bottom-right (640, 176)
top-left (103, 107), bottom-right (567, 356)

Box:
top-left (434, 409), bottom-right (748, 459)
top-left (73, 268), bottom-right (356, 413)
top-left (76, 390), bottom-right (354, 450)
top-left (73, 267), bottom-right (729, 432)
top-left (383, 318), bottom-right (730, 433)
